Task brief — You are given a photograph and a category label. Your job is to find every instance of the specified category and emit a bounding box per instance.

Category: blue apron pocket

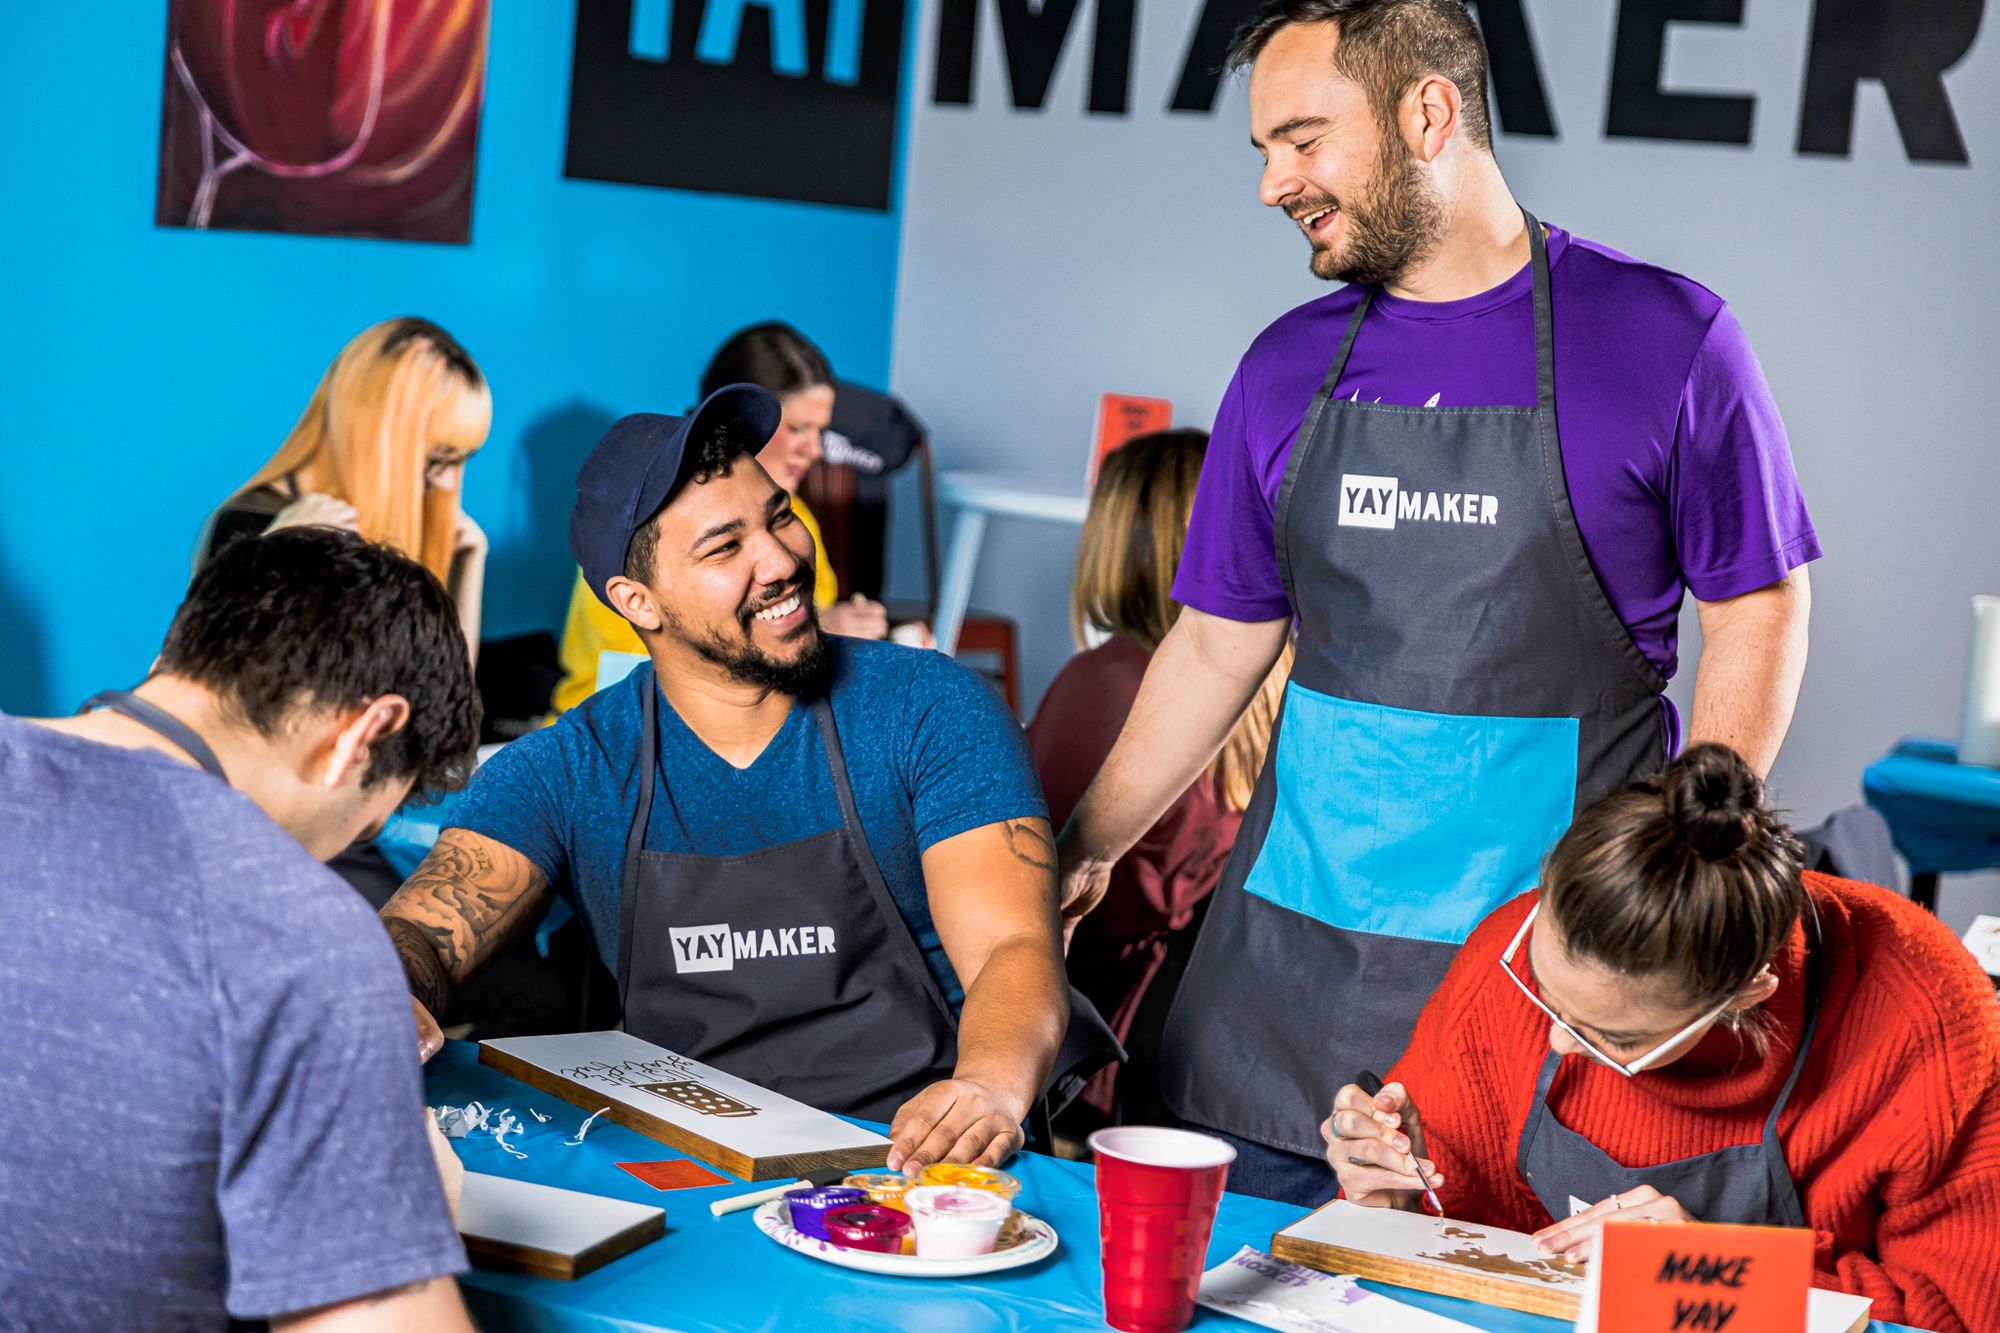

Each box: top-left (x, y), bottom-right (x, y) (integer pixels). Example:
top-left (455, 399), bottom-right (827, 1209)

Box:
top-left (1243, 685), bottom-right (1579, 944)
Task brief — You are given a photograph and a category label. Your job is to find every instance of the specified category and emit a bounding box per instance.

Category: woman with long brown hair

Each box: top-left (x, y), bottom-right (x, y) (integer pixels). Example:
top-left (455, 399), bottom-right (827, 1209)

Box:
top-left (1324, 744), bottom-right (2000, 1332)
top-left (1029, 429), bottom-right (1292, 1129)
top-left (199, 316), bottom-right (492, 656)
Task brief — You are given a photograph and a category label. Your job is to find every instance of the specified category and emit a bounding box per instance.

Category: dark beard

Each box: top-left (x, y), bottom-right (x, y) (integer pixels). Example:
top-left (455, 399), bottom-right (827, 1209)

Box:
top-left (664, 573), bottom-right (835, 700)
top-left (1312, 131), bottom-right (1443, 286)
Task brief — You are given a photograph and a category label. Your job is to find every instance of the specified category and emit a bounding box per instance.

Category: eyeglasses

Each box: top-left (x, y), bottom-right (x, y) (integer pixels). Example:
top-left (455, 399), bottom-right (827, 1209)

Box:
top-left (1496, 904), bottom-right (1739, 1078)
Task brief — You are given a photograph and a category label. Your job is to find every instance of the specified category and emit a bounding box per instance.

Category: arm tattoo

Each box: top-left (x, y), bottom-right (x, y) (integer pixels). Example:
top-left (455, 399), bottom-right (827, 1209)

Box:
top-left (1001, 819), bottom-right (1056, 872)
top-left (381, 832), bottom-right (549, 1014)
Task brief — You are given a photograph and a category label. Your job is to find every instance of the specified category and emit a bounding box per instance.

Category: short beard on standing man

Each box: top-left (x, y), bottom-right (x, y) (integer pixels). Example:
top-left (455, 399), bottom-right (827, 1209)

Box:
top-left (1307, 123), bottom-right (1445, 286)
top-left (664, 558), bottom-right (835, 699)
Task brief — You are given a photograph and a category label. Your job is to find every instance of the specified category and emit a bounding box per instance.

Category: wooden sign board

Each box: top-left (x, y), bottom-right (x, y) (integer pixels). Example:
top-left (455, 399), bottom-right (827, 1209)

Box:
top-left (458, 1172), bottom-right (664, 1281)
top-left (1275, 1203), bottom-right (1871, 1333)
top-left (1272, 1200), bottom-right (1587, 1319)
top-left (479, 1031), bottom-right (891, 1182)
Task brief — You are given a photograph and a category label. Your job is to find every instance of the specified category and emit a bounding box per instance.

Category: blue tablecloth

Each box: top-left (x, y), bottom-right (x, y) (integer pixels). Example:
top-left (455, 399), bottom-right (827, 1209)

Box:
top-left (1863, 737), bottom-right (2000, 875)
top-left (426, 1044), bottom-right (1924, 1333)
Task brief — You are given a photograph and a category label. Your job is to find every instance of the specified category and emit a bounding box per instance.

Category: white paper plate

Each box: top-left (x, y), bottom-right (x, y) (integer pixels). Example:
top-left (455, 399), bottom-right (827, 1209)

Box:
top-left (751, 1199), bottom-right (1059, 1278)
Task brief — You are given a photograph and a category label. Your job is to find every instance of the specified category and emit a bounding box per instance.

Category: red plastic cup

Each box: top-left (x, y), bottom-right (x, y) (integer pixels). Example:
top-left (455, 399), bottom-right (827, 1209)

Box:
top-left (1089, 1127), bottom-right (1236, 1333)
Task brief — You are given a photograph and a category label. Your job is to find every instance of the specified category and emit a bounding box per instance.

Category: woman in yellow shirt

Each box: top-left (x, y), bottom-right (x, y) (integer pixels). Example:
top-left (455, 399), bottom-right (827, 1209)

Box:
top-left (552, 323), bottom-right (891, 713)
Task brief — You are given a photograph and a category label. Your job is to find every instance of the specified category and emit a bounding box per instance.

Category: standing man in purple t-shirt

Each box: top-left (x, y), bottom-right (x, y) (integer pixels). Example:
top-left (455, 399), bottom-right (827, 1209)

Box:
top-left (1055, 0), bottom-right (1816, 1206)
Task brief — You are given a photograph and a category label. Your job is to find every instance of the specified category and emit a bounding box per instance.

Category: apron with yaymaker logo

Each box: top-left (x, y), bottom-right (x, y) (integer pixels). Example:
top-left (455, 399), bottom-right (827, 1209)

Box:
top-left (617, 672), bottom-right (959, 1123)
top-left (1160, 214), bottom-right (1668, 1156)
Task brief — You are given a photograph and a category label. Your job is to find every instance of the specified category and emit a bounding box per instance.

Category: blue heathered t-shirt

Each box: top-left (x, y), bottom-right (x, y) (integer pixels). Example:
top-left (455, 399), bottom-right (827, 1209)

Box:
top-left (0, 713), bottom-right (466, 1328)
top-left (449, 638), bottom-right (1047, 1006)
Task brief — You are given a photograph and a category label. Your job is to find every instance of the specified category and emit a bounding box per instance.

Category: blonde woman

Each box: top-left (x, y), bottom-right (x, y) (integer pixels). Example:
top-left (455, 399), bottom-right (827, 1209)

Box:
top-left (199, 316), bottom-right (493, 657)
top-left (1028, 429), bottom-right (1292, 1128)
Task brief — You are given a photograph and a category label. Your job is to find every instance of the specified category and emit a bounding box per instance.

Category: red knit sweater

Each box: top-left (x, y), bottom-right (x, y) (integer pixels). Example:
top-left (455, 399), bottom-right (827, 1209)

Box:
top-left (1387, 873), bottom-right (2000, 1333)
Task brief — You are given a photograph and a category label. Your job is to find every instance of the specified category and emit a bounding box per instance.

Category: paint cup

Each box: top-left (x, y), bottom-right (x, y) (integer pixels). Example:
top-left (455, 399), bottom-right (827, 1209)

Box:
top-left (784, 1185), bottom-right (867, 1241)
top-left (822, 1202), bottom-right (914, 1254)
top-left (918, 1162), bottom-right (1023, 1203)
top-left (844, 1172), bottom-right (916, 1212)
top-left (904, 1184), bottom-right (1011, 1258)
top-left (1089, 1126), bottom-right (1237, 1333)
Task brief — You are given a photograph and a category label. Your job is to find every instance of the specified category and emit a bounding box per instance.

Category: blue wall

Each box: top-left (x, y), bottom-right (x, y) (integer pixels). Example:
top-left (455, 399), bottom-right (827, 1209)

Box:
top-left (0, 3), bottom-right (905, 715)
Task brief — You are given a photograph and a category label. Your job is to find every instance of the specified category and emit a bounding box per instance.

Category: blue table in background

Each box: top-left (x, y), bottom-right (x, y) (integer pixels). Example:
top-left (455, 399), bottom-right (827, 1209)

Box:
top-left (1863, 736), bottom-right (2000, 915)
top-left (427, 1044), bottom-right (1926, 1333)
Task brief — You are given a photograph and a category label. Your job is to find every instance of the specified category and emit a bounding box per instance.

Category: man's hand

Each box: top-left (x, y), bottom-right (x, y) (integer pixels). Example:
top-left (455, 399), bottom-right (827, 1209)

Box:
top-left (1532, 1185), bottom-right (1694, 1263)
top-left (887, 1076), bottom-right (1029, 1174)
top-left (410, 997), bottom-right (444, 1063)
top-left (424, 1109), bottom-right (465, 1224)
top-left (821, 594), bottom-right (891, 640)
top-left (1321, 1079), bottom-right (1443, 1210)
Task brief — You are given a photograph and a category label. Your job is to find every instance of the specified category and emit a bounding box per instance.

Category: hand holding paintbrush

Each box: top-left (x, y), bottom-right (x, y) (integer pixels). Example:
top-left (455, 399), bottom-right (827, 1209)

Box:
top-left (1320, 1069), bottom-right (1445, 1216)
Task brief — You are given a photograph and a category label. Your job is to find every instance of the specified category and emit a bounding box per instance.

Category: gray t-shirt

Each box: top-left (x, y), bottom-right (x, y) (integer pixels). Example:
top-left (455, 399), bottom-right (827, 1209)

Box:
top-left (0, 713), bottom-right (466, 1327)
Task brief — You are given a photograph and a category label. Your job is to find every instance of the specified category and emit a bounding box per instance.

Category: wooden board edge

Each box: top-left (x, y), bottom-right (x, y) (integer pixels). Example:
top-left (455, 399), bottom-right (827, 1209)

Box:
top-left (1270, 1233), bottom-right (1583, 1322)
top-left (569, 1211), bottom-right (667, 1279)
top-left (757, 1143), bottom-right (891, 1182)
top-left (463, 1234), bottom-right (578, 1281)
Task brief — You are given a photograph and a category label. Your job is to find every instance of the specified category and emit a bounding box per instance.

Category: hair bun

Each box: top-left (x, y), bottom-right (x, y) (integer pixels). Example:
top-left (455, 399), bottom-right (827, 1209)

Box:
top-left (1664, 743), bottom-right (1761, 860)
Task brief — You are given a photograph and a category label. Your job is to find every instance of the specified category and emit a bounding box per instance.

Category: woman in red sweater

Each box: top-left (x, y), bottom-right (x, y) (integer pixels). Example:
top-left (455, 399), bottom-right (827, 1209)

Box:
top-left (1325, 744), bottom-right (2000, 1333)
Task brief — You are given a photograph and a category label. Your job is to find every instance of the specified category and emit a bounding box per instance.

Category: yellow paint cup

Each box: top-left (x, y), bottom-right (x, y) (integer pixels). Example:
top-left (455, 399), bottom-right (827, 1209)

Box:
top-left (917, 1163), bottom-right (1022, 1203)
top-left (843, 1172), bottom-right (915, 1212)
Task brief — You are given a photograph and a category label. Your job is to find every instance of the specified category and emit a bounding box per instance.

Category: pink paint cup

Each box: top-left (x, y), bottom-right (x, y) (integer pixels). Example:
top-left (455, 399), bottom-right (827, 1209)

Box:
top-left (903, 1184), bottom-right (1011, 1258)
top-left (1089, 1126), bottom-right (1236, 1333)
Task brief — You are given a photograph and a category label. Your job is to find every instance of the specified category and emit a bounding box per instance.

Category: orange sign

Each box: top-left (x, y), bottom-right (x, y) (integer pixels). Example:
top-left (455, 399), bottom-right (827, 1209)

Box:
top-left (1090, 393), bottom-right (1174, 483)
top-left (1587, 1219), bottom-right (1811, 1333)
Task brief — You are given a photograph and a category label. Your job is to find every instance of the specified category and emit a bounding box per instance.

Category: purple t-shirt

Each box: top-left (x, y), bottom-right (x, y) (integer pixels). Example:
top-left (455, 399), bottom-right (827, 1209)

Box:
top-left (1175, 227), bottom-right (1820, 684)
top-left (0, 713), bottom-right (466, 1327)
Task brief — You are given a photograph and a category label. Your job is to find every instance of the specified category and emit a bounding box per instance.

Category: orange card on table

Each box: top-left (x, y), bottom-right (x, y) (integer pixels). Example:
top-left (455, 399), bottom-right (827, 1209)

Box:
top-left (1579, 1218), bottom-right (1811, 1333)
top-left (1089, 393), bottom-right (1173, 483)
top-left (617, 1160), bottom-right (729, 1191)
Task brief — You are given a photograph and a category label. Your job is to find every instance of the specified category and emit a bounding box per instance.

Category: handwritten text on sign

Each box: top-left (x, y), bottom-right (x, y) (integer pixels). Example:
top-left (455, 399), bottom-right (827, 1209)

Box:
top-left (1590, 1220), bottom-right (1812, 1333)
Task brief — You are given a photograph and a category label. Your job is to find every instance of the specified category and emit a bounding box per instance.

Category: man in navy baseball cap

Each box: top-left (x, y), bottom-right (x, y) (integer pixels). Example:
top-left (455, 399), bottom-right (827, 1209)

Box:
top-left (569, 384), bottom-right (784, 613)
top-left (384, 377), bottom-right (1115, 1170)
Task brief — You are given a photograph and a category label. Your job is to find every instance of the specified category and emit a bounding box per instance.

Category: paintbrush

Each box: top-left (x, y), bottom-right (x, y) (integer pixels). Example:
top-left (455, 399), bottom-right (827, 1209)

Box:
top-left (1356, 1069), bottom-right (1443, 1218)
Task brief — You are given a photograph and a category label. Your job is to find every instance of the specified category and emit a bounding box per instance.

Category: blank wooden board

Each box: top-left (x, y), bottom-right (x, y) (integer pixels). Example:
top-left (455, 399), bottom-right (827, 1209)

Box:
top-left (479, 1030), bottom-right (891, 1182)
top-left (458, 1172), bottom-right (664, 1280)
top-left (1272, 1200), bottom-right (1587, 1319)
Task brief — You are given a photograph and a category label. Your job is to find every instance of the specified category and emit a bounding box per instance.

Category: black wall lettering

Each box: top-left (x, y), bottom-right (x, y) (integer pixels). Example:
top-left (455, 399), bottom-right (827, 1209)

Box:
top-left (933, 0), bottom-right (1137, 112)
top-left (1606, 0), bottom-right (1754, 145)
top-left (1169, 0), bottom-right (1264, 112)
top-left (1797, 0), bottom-right (1982, 163)
top-left (1468, 0), bottom-right (1559, 138)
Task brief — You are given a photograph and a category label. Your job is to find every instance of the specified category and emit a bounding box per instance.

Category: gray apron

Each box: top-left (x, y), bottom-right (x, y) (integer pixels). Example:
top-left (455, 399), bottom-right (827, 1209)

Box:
top-left (1517, 922), bottom-right (1822, 1226)
top-left (80, 690), bottom-right (228, 781)
top-left (616, 672), bottom-right (1121, 1124)
top-left (618, 674), bottom-right (959, 1122)
top-left (1161, 214), bottom-right (1668, 1156)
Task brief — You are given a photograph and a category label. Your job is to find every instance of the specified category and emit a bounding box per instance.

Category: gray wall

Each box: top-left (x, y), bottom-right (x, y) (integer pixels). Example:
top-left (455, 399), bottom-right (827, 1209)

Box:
top-left (886, 0), bottom-right (2000, 920)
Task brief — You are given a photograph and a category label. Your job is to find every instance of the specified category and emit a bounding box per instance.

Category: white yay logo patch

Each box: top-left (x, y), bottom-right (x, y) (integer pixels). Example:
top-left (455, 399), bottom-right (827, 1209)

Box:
top-left (1337, 474), bottom-right (1499, 530)
top-left (668, 922), bottom-right (839, 974)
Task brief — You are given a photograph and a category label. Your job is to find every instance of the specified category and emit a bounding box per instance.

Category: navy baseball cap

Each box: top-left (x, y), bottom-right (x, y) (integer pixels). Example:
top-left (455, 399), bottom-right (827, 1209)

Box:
top-left (569, 383), bottom-right (783, 609)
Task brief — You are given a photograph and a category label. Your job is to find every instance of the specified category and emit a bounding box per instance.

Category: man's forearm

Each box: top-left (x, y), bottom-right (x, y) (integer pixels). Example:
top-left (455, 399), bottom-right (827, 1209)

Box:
top-left (1064, 609), bottom-right (1289, 865)
top-left (951, 936), bottom-right (1068, 1118)
top-left (383, 914), bottom-right (457, 1019)
top-left (1688, 572), bottom-right (1811, 778)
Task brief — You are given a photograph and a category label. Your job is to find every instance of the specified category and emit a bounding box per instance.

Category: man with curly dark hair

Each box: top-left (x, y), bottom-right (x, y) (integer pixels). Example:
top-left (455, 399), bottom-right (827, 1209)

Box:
top-left (3, 526), bottom-right (481, 1329)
